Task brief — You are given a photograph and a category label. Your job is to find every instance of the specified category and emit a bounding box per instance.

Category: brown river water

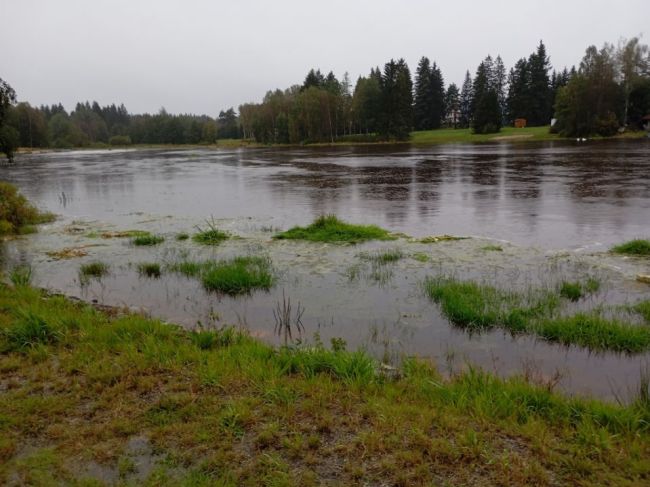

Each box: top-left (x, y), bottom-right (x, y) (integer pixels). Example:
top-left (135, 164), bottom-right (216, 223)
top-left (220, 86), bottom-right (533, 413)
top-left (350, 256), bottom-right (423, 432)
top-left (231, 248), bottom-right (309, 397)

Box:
top-left (1, 140), bottom-right (649, 401)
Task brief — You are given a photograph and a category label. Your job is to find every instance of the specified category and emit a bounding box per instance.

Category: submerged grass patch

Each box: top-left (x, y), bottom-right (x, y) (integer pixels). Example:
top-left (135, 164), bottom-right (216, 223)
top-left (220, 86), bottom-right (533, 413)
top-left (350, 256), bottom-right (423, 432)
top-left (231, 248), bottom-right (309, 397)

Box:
top-left (273, 215), bottom-right (394, 244)
top-left (201, 256), bottom-right (274, 295)
top-left (359, 248), bottom-right (404, 264)
top-left (137, 262), bottom-right (162, 278)
top-left (9, 266), bottom-right (32, 287)
top-left (559, 278), bottom-right (600, 301)
top-left (79, 261), bottom-right (109, 283)
top-left (131, 233), bottom-right (165, 246)
top-left (0, 284), bottom-right (648, 485)
top-left (611, 239), bottom-right (650, 256)
top-left (169, 256), bottom-right (275, 295)
top-left (481, 244), bottom-right (503, 252)
top-left (424, 276), bottom-right (649, 353)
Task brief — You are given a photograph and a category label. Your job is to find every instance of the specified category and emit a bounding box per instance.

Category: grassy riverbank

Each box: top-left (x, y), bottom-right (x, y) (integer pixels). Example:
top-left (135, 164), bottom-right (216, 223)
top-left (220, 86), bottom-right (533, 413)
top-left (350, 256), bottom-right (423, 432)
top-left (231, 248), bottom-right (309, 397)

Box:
top-left (0, 284), bottom-right (649, 486)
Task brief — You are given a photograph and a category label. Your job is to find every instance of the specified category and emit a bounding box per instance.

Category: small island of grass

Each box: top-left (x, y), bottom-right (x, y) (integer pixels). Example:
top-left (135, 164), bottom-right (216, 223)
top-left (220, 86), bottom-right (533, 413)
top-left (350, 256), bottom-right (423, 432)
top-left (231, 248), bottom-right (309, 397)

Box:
top-left (611, 239), bottom-right (650, 256)
top-left (273, 215), bottom-right (395, 244)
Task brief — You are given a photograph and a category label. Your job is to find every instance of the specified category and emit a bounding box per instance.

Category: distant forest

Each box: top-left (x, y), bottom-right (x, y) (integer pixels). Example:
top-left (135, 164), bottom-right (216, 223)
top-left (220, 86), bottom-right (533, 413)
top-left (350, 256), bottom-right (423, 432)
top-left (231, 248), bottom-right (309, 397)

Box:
top-left (1, 37), bottom-right (649, 159)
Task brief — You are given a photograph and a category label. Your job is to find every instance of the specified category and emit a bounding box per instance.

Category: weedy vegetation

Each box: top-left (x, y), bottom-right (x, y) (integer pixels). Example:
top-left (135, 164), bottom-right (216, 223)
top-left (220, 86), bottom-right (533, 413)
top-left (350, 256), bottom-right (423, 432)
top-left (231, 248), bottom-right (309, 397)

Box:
top-left (273, 215), bottom-right (395, 244)
top-left (176, 232), bottom-right (189, 241)
top-left (0, 284), bottom-right (648, 485)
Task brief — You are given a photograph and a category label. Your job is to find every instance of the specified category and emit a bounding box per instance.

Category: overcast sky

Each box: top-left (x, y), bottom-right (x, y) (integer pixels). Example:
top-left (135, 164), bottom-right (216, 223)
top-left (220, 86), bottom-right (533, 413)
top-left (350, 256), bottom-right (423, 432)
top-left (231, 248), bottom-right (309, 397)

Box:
top-left (1, 0), bottom-right (648, 115)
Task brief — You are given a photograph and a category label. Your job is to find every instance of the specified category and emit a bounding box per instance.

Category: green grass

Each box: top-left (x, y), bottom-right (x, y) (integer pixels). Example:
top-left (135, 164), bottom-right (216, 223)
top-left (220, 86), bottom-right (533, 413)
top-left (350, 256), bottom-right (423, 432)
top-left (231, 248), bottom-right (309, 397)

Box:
top-left (273, 215), bottom-right (395, 244)
top-left (423, 276), bottom-right (649, 353)
top-left (201, 256), bottom-right (274, 295)
top-left (131, 233), bottom-right (165, 246)
top-left (0, 182), bottom-right (55, 236)
top-left (176, 232), bottom-right (189, 241)
top-left (169, 256), bottom-right (275, 295)
top-left (559, 278), bottom-right (601, 301)
top-left (411, 126), bottom-right (559, 144)
top-left (534, 314), bottom-right (650, 353)
top-left (137, 262), bottom-right (162, 279)
top-left (0, 284), bottom-right (648, 485)
top-left (79, 261), bottom-right (109, 283)
top-left (9, 266), bottom-right (32, 287)
top-left (611, 239), bottom-right (650, 256)
top-left (634, 301), bottom-right (650, 323)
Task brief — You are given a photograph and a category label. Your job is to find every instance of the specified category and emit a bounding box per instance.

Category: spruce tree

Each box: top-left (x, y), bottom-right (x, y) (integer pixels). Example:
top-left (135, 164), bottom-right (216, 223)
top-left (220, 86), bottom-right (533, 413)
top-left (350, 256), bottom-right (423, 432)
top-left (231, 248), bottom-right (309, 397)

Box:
top-left (445, 83), bottom-right (460, 128)
top-left (413, 57), bottom-right (433, 130)
top-left (459, 71), bottom-right (474, 128)
top-left (472, 58), bottom-right (501, 134)
top-left (429, 62), bottom-right (446, 129)
top-left (379, 58), bottom-right (413, 140)
top-left (527, 41), bottom-right (552, 125)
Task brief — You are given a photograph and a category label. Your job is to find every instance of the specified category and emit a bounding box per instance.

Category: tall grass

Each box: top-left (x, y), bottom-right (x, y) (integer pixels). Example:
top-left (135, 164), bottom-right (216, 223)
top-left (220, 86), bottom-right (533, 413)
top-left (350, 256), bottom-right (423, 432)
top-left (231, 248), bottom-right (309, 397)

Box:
top-left (273, 215), bottom-right (394, 243)
top-left (137, 262), bottom-right (162, 278)
top-left (192, 218), bottom-right (229, 245)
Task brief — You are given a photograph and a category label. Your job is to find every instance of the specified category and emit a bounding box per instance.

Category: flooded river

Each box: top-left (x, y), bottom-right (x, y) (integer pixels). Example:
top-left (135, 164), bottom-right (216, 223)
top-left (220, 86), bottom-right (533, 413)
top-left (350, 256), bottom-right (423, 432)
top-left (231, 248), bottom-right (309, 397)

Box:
top-left (2, 140), bottom-right (650, 401)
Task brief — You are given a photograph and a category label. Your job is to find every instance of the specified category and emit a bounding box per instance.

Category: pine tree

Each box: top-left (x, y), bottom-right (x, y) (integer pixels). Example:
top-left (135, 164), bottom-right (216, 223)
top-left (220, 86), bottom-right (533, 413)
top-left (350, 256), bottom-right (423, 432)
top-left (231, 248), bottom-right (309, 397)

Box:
top-left (493, 56), bottom-right (507, 124)
top-left (459, 71), bottom-right (473, 128)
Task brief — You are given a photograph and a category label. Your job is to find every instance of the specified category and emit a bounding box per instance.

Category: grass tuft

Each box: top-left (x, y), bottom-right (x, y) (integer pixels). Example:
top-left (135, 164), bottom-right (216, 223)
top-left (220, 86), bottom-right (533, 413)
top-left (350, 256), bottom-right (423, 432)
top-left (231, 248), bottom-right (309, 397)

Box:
top-left (273, 215), bottom-right (394, 244)
top-left (176, 232), bottom-right (190, 241)
top-left (131, 233), bottom-right (165, 246)
top-left (2, 308), bottom-right (60, 352)
top-left (201, 256), bottom-right (274, 295)
top-left (79, 261), bottom-right (109, 283)
top-left (359, 248), bottom-right (404, 264)
top-left (9, 266), bottom-right (32, 287)
top-left (193, 218), bottom-right (230, 245)
top-left (137, 262), bottom-right (162, 278)
top-left (611, 239), bottom-right (650, 256)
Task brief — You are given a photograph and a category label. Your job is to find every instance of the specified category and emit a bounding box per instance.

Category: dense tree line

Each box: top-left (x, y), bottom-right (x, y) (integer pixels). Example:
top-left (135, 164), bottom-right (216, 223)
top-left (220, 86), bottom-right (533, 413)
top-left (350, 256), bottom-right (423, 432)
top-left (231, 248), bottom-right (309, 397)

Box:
top-left (1, 36), bottom-right (650, 159)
